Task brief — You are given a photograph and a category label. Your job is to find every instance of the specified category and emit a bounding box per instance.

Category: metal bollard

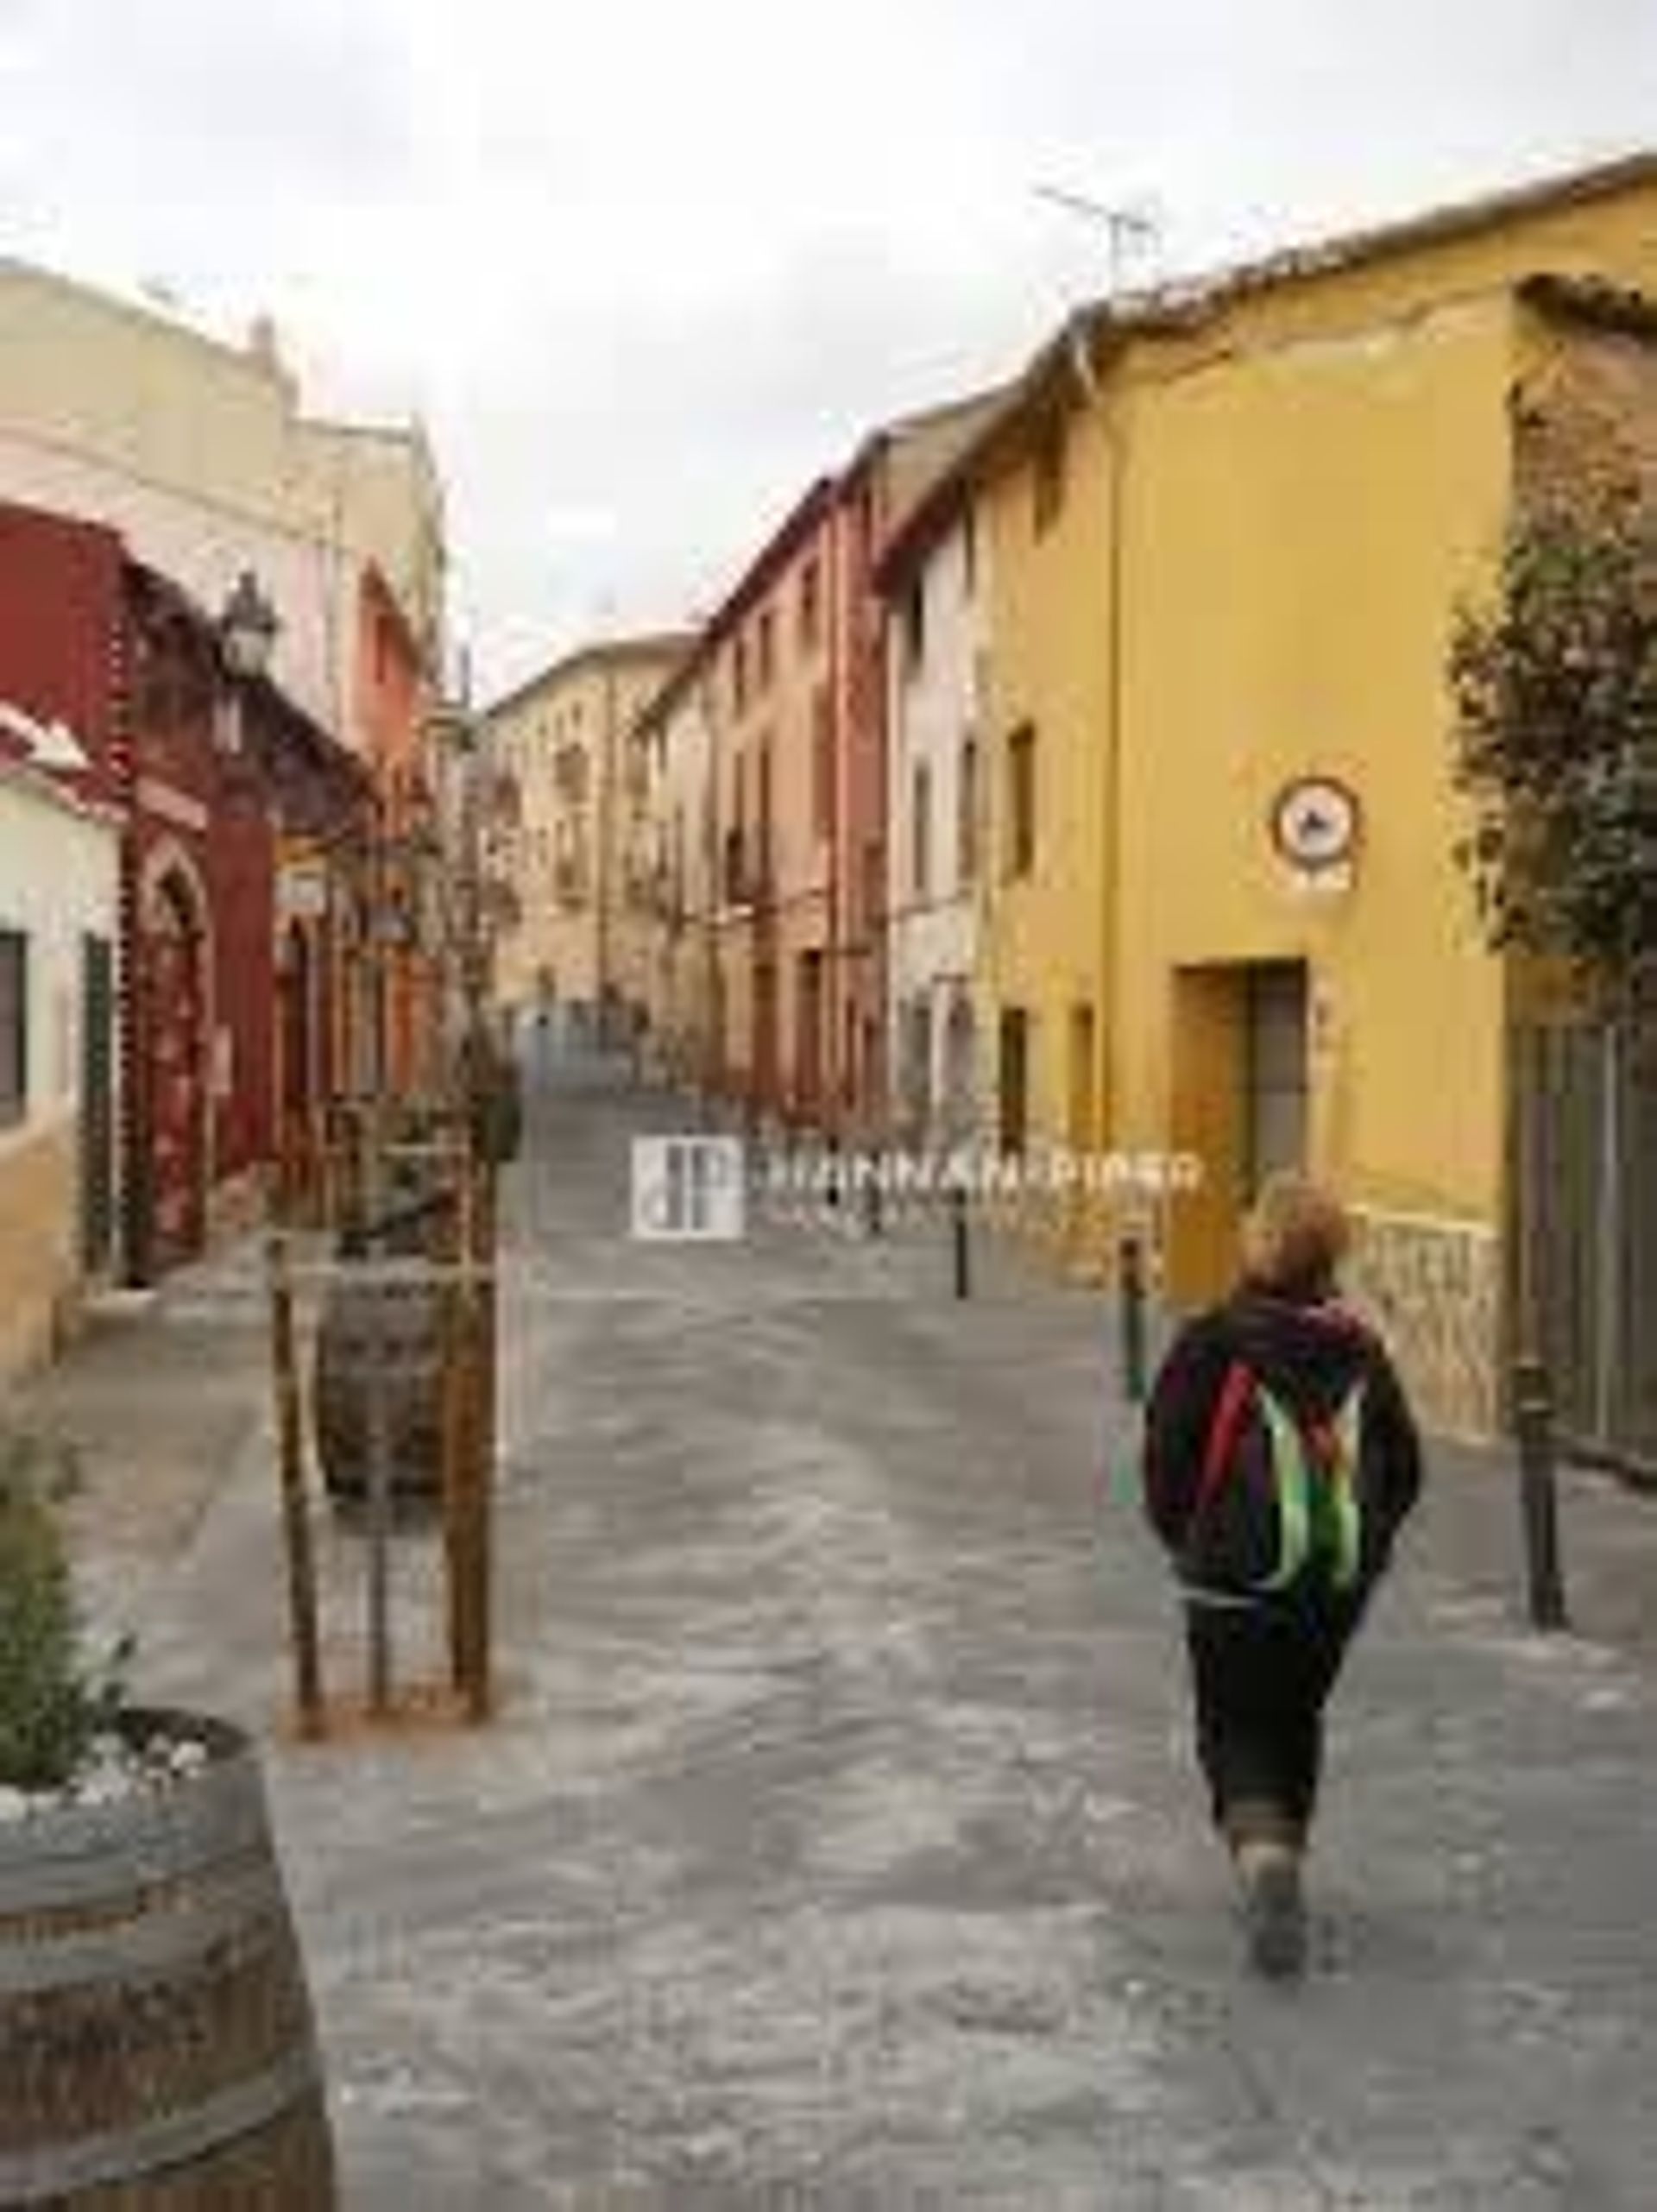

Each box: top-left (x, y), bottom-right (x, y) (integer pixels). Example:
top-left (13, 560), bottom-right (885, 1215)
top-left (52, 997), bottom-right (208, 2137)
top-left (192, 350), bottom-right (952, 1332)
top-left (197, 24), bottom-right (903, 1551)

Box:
top-left (861, 1150), bottom-right (884, 1238)
top-left (951, 1182), bottom-right (971, 1301)
top-left (1514, 1354), bottom-right (1569, 1631)
top-left (1118, 1233), bottom-right (1149, 1405)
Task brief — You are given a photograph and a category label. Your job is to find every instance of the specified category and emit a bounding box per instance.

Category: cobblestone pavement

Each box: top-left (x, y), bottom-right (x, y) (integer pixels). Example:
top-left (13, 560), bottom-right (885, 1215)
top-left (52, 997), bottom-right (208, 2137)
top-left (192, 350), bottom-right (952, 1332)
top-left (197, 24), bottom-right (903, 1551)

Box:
top-left (20, 1061), bottom-right (1657, 2208)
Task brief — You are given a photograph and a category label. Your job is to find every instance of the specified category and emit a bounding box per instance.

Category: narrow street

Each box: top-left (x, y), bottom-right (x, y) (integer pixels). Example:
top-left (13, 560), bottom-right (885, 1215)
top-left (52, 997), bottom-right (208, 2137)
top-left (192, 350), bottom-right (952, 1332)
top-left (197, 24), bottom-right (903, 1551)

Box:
top-left (28, 1067), bottom-right (1657, 2209)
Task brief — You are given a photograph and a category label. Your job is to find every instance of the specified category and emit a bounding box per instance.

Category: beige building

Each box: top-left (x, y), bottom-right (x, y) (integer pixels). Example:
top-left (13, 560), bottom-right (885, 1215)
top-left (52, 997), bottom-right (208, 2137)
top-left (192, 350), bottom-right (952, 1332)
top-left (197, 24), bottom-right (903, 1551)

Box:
top-left (626, 663), bottom-right (718, 1080)
top-left (0, 756), bottom-right (120, 1387)
top-left (482, 635), bottom-right (691, 1040)
top-left (0, 259), bottom-right (444, 750)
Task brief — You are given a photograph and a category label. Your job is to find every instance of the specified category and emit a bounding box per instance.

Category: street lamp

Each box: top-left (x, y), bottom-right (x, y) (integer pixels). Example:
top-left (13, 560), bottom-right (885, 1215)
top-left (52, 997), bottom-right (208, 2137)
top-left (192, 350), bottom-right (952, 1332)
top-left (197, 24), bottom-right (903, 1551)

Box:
top-left (219, 570), bottom-right (280, 680)
top-left (216, 570), bottom-right (280, 755)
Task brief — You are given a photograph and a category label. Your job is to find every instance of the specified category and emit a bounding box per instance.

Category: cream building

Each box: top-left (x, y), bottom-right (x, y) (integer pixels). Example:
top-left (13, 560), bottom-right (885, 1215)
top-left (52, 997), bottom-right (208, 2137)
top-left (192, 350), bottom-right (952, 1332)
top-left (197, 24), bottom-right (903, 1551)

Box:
top-left (0, 259), bottom-right (444, 749)
top-left (483, 634), bottom-right (691, 1040)
top-left (883, 495), bottom-right (987, 1147)
top-left (627, 664), bottom-right (717, 1080)
top-left (0, 757), bottom-right (120, 1386)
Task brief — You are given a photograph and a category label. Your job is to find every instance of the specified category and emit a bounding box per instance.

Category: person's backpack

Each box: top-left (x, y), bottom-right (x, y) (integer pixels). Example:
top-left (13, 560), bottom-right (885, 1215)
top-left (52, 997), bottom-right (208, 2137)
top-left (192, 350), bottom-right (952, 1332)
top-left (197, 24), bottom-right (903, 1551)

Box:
top-left (1180, 1358), bottom-right (1369, 1599)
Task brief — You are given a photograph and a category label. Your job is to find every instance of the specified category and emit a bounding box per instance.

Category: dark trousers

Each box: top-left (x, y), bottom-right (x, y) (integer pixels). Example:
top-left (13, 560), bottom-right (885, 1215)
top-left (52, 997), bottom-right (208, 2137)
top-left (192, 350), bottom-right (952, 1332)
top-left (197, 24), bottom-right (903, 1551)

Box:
top-left (1184, 1594), bottom-right (1364, 1846)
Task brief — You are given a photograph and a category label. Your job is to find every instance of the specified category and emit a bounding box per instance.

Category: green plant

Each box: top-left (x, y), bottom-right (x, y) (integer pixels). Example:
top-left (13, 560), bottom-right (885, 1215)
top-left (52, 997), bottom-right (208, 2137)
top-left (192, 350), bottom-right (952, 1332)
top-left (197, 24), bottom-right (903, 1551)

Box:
top-left (0, 1432), bottom-right (131, 1793)
top-left (1450, 476), bottom-right (1657, 1014)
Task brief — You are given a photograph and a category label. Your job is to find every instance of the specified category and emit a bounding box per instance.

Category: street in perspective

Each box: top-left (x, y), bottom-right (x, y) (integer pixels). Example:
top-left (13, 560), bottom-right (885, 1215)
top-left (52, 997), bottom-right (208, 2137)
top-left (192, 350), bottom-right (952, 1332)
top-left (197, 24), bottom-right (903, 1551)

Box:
top-left (3, 9), bottom-right (1657, 2209)
top-left (9, 1056), bottom-right (1657, 2209)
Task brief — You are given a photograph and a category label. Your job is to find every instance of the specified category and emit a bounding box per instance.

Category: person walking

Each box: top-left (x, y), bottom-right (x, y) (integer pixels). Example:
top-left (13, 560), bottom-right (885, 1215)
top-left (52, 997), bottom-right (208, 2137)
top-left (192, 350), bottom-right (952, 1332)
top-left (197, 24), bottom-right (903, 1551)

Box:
top-left (1141, 1173), bottom-right (1423, 1978)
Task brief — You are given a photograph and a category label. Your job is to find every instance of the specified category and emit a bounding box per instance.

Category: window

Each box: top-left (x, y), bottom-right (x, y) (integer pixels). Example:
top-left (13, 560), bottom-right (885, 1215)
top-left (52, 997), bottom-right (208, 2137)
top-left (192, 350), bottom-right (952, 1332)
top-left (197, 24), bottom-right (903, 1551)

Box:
top-left (0, 930), bottom-right (25, 1127)
top-left (555, 743), bottom-right (587, 803)
top-left (1033, 412), bottom-right (1067, 535)
top-left (727, 753), bottom-right (748, 900)
top-left (757, 608), bottom-right (775, 690)
top-left (911, 762), bottom-right (932, 900)
top-left (861, 839), bottom-right (884, 935)
top-left (756, 741), bottom-right (773, 890)
top-left (961, 501), bottom-right (978, 595)
top-left (905, 997), bottom-right (934, 1131)
top-left (902, 575), bottom-right (926, 677)
top-left (799, 558), bottom-right (822, 651)
top-left (999, 1007), bottom-right (1030, 1156)
top-left (732, 637), bottom-right (748, 717)
top-left (811, 685), bottom-right (834, 840)
top-left (1006, 723), bottom-right (1036, 879)
top-left (958, 735), bottom-right (978, 886)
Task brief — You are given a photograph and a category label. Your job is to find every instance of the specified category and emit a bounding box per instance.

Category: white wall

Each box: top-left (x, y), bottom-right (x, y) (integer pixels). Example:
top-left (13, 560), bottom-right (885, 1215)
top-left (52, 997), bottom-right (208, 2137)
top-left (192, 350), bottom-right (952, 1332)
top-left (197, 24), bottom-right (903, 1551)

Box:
top-left (0, 766), bottom-right (121, 1379)
top-left (0, 427), bottom-right (345, 734)
top-left (0, 260), bottom-right (444, 747)
top-left (886, 509), bottom-right (985, 1139)
top-left (0, 768), bottom-right (120, 1141)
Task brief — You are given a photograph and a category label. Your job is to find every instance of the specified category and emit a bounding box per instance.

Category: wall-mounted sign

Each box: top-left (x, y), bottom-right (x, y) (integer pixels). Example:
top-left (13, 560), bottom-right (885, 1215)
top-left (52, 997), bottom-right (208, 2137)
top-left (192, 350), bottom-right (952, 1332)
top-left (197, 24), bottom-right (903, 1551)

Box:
top-left (1270, 775), bottom-right (1361, 892)
top-left (277, 861), bottom-right (330, 923)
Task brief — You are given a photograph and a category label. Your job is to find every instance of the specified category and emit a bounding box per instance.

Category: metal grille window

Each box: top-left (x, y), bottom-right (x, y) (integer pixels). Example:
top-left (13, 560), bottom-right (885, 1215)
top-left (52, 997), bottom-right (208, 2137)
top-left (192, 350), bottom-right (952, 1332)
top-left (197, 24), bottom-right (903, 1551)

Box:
top-left (0, 930), bottom-right (27, 1128)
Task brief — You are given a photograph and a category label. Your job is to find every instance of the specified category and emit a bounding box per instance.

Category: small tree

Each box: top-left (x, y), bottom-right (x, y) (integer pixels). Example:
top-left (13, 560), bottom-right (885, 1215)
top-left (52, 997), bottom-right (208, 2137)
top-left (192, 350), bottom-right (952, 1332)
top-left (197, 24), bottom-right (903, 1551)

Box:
top-left (1450, 476), bottom-right (1657, 1016)
top-left (0, 1434), bottom-right (129, 1792)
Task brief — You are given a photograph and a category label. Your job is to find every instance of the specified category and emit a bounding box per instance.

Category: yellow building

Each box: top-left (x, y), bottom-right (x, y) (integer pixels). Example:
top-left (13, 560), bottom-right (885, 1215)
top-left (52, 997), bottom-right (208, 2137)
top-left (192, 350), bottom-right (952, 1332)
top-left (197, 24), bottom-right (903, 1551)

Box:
top-left (884, 150), bottom-right (1657, 1434)
top-left (482, 634), bottom-right (691, 1042)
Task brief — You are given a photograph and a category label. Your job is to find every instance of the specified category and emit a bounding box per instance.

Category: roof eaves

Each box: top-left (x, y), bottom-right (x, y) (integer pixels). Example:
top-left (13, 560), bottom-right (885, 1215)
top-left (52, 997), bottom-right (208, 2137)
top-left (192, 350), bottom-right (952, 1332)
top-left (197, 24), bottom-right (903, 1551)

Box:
top-left (482, 630), bottom-right (696, 723)
top-left (1516, 270), bottom-right (1657, 343)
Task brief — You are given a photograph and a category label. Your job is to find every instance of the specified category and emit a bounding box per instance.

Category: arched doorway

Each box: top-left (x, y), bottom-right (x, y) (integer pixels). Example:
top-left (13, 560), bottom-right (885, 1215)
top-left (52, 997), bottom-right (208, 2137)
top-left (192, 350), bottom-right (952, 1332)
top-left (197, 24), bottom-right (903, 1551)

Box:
top-left (143, 867), bottom-right (209, 1270)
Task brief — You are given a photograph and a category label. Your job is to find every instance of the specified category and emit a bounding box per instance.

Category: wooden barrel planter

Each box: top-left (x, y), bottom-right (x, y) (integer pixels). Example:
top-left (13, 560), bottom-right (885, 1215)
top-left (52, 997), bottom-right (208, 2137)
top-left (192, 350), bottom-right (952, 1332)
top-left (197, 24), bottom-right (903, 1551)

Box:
top-left (0, 1710), bottom-right (336, 2209)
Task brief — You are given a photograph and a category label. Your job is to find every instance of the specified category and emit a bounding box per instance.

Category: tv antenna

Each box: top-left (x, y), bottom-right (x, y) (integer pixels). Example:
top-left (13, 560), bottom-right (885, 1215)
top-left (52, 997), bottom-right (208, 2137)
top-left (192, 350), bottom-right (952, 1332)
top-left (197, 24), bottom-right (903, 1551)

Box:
top-left (1032, 186), bottom-right (1163, 295)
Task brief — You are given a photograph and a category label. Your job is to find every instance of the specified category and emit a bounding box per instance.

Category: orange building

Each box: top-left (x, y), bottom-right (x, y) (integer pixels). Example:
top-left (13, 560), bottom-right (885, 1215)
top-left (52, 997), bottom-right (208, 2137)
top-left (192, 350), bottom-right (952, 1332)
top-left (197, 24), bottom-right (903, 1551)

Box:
top-left (350, 563), bottom-right (439, 1098)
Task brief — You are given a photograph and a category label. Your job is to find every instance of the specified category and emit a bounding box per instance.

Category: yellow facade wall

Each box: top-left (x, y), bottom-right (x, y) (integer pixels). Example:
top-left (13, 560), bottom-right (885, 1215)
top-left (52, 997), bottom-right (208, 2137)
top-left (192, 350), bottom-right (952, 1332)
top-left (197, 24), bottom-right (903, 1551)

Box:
top-left (1113, 294), bottom-right (1517, 1254)
top-left (977, 403), bottom-right (1116, 1159)
top-left (965, 166), bottom-right (1657, 1413)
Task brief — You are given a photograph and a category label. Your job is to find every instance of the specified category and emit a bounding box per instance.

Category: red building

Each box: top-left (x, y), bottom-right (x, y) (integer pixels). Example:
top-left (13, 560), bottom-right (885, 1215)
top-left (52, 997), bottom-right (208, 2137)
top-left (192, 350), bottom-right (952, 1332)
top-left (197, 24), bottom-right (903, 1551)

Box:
top-left (353, 561), bottom-right (439, 1098)
top-left (0, 501), bottom-right (369, 1281)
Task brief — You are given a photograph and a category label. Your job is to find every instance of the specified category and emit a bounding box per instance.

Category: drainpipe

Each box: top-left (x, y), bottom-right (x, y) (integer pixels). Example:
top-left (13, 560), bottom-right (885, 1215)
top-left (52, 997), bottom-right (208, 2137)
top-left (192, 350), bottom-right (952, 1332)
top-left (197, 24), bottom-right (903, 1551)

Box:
top-left (1066, 315), bottom-right (1127, 1157)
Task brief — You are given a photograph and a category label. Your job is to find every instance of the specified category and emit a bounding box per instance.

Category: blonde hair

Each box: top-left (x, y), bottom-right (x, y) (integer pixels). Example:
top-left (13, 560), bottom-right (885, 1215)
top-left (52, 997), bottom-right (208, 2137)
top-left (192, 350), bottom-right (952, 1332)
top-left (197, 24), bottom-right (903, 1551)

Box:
top-left (1239, 1172), bottom-right (1352, 1296)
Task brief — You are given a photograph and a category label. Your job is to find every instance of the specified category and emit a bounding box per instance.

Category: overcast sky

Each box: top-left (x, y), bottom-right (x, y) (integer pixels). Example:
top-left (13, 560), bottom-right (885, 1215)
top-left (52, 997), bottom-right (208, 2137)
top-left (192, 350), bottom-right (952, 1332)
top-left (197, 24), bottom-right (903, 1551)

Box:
top-left (2, 0), bottom-right (1654, 696)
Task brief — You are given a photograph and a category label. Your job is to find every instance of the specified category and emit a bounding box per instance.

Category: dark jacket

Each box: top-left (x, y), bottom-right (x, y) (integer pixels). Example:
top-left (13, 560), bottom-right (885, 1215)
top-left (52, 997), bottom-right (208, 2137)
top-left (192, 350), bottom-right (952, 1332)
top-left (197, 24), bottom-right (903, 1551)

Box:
top-left (1142, 1284), bottom-right (1423, 1593)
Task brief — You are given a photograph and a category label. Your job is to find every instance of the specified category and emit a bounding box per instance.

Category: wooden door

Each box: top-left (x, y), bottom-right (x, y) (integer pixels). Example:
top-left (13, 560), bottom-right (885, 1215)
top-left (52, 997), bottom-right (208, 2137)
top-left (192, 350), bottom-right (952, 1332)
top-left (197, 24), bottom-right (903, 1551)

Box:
top-left (144, 874), bottom-right (207, 1269)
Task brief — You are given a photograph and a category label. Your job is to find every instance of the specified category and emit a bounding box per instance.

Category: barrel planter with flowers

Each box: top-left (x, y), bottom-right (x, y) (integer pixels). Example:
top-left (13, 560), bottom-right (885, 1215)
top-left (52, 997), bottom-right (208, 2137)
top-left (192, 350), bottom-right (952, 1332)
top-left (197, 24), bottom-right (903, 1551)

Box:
top-left (0, 1440), bottom-right (336, 2208)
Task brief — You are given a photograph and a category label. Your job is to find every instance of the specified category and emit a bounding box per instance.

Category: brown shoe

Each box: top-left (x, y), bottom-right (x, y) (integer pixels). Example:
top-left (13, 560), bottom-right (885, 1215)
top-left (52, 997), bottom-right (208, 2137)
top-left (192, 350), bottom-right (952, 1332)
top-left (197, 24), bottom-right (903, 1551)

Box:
top-left (1236, 1840), bottom-right (1307, 1981)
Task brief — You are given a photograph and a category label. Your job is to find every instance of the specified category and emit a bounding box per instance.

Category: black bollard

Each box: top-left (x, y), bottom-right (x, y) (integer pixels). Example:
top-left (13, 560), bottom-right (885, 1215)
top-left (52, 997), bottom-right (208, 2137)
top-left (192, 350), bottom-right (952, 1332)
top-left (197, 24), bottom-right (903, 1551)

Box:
top-left (1118, 1233), bottom-right (1149, 1405)
top-left (951, 1182), bottom-right (971, 1300)
top-left (1514, 1354), bottom-right (1569, 1631)
top-left (860, 1150), bottom-right (884, 1238)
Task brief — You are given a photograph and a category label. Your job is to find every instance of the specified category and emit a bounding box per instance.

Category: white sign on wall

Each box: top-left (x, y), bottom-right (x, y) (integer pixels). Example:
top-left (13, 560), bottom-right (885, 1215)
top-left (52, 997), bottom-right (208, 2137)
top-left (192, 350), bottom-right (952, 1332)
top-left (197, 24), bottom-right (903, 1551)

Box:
top-left (1270, 774), bottom-right (1361, 896)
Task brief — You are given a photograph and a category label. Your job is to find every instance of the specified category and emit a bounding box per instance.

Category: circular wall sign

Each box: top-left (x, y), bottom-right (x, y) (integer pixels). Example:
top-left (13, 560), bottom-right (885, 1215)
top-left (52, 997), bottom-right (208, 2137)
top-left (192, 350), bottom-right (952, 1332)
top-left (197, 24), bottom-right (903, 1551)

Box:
top-left (1270, 776), bottom-right (1361, 874)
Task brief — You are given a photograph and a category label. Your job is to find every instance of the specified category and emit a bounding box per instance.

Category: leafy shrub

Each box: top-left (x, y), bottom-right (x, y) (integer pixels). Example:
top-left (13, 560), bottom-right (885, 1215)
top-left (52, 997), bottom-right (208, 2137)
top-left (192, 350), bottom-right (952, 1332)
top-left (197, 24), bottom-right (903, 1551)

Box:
top-left (1451, 478), bottom-right (1657, 1013)
top-left (0, 1432), bottom-right (130, 1793)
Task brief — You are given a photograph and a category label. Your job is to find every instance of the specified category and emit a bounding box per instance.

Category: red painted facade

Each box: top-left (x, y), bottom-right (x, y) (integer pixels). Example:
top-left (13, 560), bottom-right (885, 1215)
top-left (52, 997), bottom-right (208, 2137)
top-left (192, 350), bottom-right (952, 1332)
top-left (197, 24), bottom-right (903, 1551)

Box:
top-left (0, 500), bottom-right (368, 1281)
top-left (354, 563), bottom-right (438, 1095)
